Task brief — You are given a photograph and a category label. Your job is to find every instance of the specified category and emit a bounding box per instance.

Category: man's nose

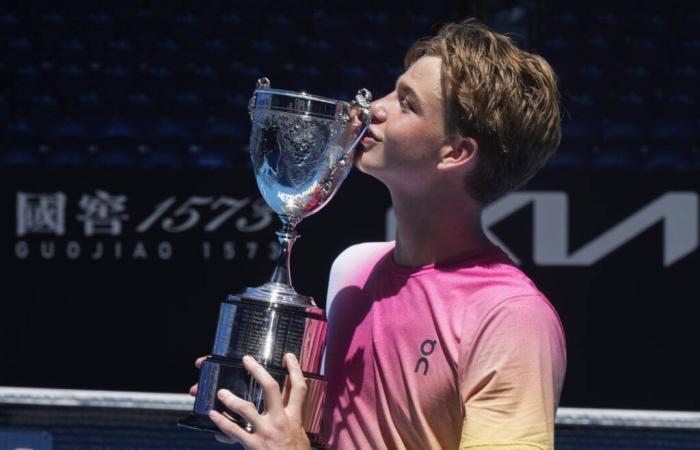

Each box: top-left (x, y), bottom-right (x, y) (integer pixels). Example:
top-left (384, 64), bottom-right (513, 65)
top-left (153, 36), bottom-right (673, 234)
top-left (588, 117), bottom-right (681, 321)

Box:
top-left (370, 98), bottom-right (387, 123)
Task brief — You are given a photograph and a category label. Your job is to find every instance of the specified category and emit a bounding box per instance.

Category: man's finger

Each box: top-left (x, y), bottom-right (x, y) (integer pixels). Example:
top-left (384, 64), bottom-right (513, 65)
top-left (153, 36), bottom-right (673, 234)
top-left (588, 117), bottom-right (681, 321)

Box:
top-left (216, 389), bottom-right (266, 432)
top-left (209, 410), bottom-right (256, 448)
top-left (214, 431), bottom-right (241, 445)
top-left (281, 376), bottom-right (292, 406)
top-left (189, 383), bottom-right (198, 397)
top-left (242, 355), bottom-right (283, 414)
top-left (284, 353), bottom-right (308, 415)
top-left (195, 355), bottom-right (209, 369)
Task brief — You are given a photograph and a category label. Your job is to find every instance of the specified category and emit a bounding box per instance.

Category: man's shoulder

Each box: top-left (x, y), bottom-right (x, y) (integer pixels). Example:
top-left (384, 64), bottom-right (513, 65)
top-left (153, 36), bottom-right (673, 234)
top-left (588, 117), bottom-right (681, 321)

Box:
top-left (326, 241), bottom-right (394, 304)
top-left (330, 241), bottom-right (395, 275)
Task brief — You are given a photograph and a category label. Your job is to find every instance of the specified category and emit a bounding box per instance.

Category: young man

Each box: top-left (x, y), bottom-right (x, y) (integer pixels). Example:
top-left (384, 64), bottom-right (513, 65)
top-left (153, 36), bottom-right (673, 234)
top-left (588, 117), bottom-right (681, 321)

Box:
top-left (204, 17), bottom-right (567, 450)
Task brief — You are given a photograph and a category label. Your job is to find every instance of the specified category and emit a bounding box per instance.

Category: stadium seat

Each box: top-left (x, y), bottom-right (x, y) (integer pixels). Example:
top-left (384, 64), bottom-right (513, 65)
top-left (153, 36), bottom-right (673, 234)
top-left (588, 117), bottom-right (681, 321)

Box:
top-left (5, 117), bottom-right (36, 144)
top-left (57, 37), bottom-right (88, 63)
top-left (562, 91), bottom-right (605, 122)
top-left (0, 94), bottom-right (8, 124)
top-left (139, 149), bottom-right (185, 169)
top-left (545, 10), bottom-right (580, 40)
top-left (546, 141), bottom-right (591, 170)
top-left (29, 94), bottom-right (61, 131)
top-left (55, 64), bottom-right (90, 103)
top-left (46, 144), bottom-right (90, 167)
top-left (589, 11), bottom-right (620, 38)
top-left (96, 117), bottom-right (142, 162)
top-left (200, 117), bottom-right (245, 147)
top-left (602, 120), bottom-right (646, 145)
top-left (100, 65), bottom-right (136, 108)
top-left (660, 88), bottom-right (698, 118)
top-left (5, 36), bottom-right (34, 65)
top-left (191, 147), bottom-right (234, 169)
top-left (103, 38), bottom-right (135, 65)
top-left (148, 117), bottom-right (194, 155)
top-left (0, 13), bottom-right (20, 42)
top-left (665, 63), bottom-right (698, 94)
top-left (650, 118), bottom-right (697, 146)
top-left (11, 65), bottom-right (44, 108)
top-left (0, 144), bottom-right (40, 166)
top-left (140, 65), bottom-right (177, 103)
top-left (149, 37), bottom-right (182, 66)
top-left (571, 64), bottom-right (609, 101)
top-left (643, 143), bottom-right (693, 172)
top-left (676, 38), bottom-right (700, 62)
top-left (561, 118), bottom-right (601, 147)
top-left (580, 34), bottom-right (619, 65)
top-left (617, 64), bottom-right (656, 93)
top-left (592, 142), bottom-right (642, 170)
top-left (92, 147), bottom-right (138, 167)
top-left (46, 117), bottom-right (91, 143)
top-left (606, 90), bottom-right (652, 123)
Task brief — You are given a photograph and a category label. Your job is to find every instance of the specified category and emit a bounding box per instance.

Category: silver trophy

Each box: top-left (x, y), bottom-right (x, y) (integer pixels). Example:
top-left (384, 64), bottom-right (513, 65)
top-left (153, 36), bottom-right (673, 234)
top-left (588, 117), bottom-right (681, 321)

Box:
top-left (180, 78), bottom-right (372, 448)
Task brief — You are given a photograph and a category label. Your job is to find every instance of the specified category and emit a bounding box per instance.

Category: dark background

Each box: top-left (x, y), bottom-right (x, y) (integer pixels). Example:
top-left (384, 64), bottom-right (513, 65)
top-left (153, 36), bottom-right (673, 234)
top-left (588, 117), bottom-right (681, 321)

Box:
top-left (1, 0), bottom-right (699, 412)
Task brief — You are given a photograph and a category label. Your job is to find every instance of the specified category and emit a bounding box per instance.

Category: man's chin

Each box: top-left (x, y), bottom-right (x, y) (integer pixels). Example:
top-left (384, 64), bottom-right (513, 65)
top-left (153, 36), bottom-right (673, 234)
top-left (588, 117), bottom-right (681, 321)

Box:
top-left (353, 152), bottom-right (369, 173)
top-left (354, 154), bottom-right (381, 177)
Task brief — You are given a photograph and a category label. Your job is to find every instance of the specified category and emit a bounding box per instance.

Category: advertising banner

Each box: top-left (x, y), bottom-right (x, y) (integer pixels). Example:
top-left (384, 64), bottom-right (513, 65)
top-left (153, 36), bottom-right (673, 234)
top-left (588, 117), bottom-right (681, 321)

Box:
top-left (2, 167), bottom-right (698, 410)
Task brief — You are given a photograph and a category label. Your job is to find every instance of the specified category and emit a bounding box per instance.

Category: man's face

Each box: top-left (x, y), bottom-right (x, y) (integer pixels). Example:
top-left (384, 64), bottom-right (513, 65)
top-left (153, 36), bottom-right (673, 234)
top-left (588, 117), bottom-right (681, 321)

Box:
top-left (355, 55), bottom-right (450, 191)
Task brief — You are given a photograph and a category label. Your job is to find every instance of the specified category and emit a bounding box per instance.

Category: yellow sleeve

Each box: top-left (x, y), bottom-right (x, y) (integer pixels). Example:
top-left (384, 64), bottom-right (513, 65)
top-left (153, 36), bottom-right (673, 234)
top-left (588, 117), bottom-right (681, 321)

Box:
top-left (458, 296), bottom-right (567, 450)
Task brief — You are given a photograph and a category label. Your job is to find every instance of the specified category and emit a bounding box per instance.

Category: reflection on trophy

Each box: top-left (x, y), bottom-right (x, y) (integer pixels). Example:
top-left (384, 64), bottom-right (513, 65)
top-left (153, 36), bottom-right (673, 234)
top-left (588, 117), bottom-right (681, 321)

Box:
top-left (179, 78), bottom-right (372, 447)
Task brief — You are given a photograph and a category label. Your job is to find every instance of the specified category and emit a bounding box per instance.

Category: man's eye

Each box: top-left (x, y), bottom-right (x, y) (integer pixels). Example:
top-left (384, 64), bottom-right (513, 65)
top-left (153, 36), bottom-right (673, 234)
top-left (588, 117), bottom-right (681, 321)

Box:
top-left (399, 98), bottom-right (411, 111)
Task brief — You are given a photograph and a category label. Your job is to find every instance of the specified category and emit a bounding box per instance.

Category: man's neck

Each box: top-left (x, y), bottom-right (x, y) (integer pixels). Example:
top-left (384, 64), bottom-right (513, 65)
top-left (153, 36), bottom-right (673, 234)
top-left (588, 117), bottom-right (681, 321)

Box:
top-left (389, 186), bottom-right (491, 268)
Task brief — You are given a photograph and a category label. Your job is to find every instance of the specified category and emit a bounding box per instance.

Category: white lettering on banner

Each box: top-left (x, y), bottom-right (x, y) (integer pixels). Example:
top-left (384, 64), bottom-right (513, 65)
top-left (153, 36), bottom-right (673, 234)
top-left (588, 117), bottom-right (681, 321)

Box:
top-left (246, 241), bottom-right (259, 259)
top-left (16, 192), bottom-right (275, 237)
top-left (40, 241), bottom-right (55, 259)
top-left (162, 196), bottom-right (214, 232)
top-left (12, 191), bottom-right (281, 262)
top-left (133, 241), bottom-right (147, 259)
top-left (386, 191), bottom-right (699, 268)
top-left (136, 197), bottom-right (177, 233)
top-left (15, 241), bottom-right (29, 259)
top-left (12, 240), bottom-right (277, 262)
top-left (76, 190), bottom-right (129, 236)
top-left (223, 241), bottom-right (236, 260)
top-left (16, 192), bottom-right (67, 236)
top-left (206, 197), bottom-right (251, 232)
top-left (136, 196), bottom-right (263, 233)
top-left (66, 240), bottom-right (80, 259)
top-left (236, 198), bottom-right (274, 232)
top-left (91, 242), bottom-right (103, 259)
top-left (158, 241), bottom-right (173, 259)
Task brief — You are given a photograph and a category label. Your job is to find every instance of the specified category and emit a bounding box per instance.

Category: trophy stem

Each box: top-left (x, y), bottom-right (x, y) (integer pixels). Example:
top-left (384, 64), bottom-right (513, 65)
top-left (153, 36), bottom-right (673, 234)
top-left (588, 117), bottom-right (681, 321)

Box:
top-left (268, 217), bottom-right (300, 288)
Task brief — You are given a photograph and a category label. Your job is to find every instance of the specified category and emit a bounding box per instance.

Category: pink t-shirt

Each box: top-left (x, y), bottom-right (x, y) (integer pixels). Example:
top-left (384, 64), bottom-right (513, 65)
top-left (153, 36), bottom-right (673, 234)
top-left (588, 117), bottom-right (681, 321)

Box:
top-left (321, 241), bottom-right (567, 450)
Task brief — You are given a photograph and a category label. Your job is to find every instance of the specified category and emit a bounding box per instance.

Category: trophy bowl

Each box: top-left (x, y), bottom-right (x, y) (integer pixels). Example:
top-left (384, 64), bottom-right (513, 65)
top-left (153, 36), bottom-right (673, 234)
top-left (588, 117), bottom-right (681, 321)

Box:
top-left (179, 79), bottom-right (372, 448)
top-left (250, 78), bottom-right (372, 221)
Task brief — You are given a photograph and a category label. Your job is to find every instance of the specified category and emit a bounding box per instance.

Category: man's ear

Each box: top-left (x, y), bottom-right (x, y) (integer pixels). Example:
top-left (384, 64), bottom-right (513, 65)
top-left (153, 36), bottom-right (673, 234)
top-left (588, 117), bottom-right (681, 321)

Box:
top-left (437, 137), bottom-right (478, 171)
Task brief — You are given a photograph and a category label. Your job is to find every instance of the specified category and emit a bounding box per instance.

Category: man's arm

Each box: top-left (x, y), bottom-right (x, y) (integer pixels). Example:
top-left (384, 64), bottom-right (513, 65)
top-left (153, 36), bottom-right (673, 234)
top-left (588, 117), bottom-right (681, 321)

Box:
top-left (458, 296), bottom-right (567, 450)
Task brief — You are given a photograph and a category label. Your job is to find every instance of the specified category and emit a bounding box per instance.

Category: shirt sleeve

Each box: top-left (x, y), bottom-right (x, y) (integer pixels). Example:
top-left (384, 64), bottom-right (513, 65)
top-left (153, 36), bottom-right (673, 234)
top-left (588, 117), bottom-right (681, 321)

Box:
top-left (457, 295), bottom-right (567, 450)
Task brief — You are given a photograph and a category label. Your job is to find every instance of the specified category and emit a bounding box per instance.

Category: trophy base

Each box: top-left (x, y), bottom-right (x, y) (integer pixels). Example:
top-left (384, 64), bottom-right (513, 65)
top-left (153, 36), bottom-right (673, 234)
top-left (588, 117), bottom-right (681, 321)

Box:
top-left (178, 357), bottom-right (327, 448)
top-left (177, 414), bottom-right (219, 433)
top-left (180, 293), bottom-right (328, 448)
top-left (178, 414), bottom-right (328, 449)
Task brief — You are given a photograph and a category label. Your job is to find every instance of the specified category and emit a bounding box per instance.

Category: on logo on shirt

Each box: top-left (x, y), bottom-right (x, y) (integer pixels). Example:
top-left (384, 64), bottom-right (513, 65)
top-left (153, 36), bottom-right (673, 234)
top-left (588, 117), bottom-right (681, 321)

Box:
top-left (414, 339), bottom-right (437, 375)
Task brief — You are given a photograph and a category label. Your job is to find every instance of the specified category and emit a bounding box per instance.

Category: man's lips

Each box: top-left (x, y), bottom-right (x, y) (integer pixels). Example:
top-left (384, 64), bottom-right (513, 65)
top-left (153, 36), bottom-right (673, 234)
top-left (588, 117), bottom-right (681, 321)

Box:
top-left (361, 127), bottom-right (381, 146)
top-left (361, 135), bottom-right (379, 145)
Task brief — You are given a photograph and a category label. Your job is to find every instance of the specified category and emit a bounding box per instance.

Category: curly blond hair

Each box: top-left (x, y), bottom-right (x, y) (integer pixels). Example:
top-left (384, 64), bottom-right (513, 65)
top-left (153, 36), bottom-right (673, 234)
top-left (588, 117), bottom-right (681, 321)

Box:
top-left (405, 18), bottom-right (562, 204)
